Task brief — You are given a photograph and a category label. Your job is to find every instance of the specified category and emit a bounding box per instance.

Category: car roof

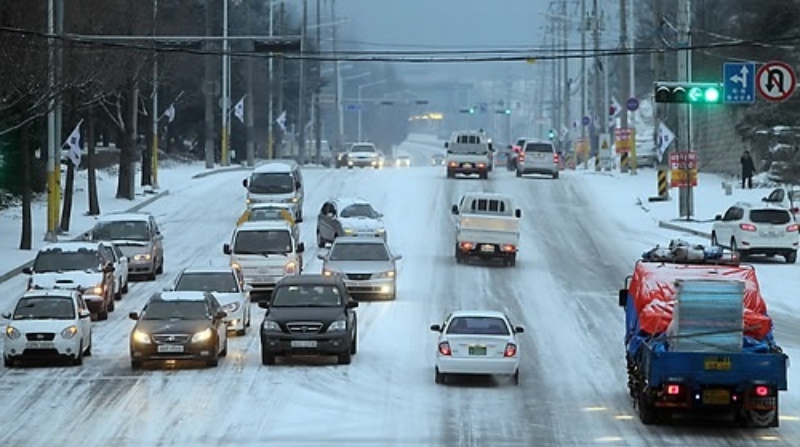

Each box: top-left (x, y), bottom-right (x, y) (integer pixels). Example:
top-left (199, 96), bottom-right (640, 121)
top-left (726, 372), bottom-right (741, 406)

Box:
top-left (331, 197), bottom-right (372, 208)
top-left (397, 154), bottom-right (411, 158)
top-left (236, 221), bottom-right (293, 231)
top-left (735, 201), bottom-right (790, 211)
top-left (461, 192), bottom-right (513, 201)
top-left (331, 236), bottom-right (386, 245)
top-left (40, 241), bottom-right (100, 252)
top-left (21, 289), bottom-right (76, 299)
top-left (179, 266), bottom-right (236, 275)
top-left (449, 310), bottom-right (508, 319)
top-left (276, 274), bottom-right (344, 287)
top-left (154, 291), bottom-right (210, 302)
top-left (252, 161), bottom-right (297, 173)
top-left (96, 213), bottom-right (151, 223)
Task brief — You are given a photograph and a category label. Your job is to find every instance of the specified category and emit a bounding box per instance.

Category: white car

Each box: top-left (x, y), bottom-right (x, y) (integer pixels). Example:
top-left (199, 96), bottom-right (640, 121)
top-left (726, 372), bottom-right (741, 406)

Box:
top-left (430, 310), bottom-right (523, 385)
top-left (170, 266), bottom-right (252, 336)
top-left (3, 289), bottom-right (93, 367)
top-left (711, 202), bottom-right (799, 263)
top-left (762, 187), bottom-right (800, 217)
top-left (100, 241), bottom-right (129, 300)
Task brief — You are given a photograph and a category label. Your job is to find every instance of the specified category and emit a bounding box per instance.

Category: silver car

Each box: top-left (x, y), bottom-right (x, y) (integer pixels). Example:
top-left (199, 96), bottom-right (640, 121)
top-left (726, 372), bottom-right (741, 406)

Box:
top-left (318, 237), bottom-right (401, 300)
top-left (316, 197), bottom-right (387, 247)
top-left (170, 267), bottom-right (252, 336)
top-left (88, 213), bottom-right (164, 281)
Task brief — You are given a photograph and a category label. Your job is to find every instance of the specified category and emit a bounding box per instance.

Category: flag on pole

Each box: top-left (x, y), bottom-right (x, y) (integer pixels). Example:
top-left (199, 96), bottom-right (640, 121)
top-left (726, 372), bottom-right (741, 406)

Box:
top-left (163, 103), bottom-right (176, 123)
top-left (275, 110), bottom-right (287, 132)
top-left (64, 121), bottom-right (83, 167)
top-left (657, 122), bottom-right (676, 162)
top-left (234, 96), bottom-right (245, 123)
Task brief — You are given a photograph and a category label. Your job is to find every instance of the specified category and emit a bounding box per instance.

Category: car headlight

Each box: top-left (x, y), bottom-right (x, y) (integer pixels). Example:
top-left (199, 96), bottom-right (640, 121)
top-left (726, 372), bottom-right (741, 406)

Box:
top-left (5, 326), bottom-right (20, 339)
top-left (92, 285), bottom-right (104, 295)
top-left (133, 253), bottom-right (152, 262)
top-left (328, 319), bottom-right (347, 332)
top-left (284, 197), bottom-right (299, 203)
top-left (231, 262), bottom-right (242, 270)
top-left (375, 270), bottom-right (395, 279)
top-left (191, 328), bottom-right (214, 343)
top-left (377, 228), bottom-right (386, 234)
top-left (61, 325), bottom-right (78, 339)
top-left (132, 330), bottom-right (152, 344)
top-left (284, 261), bottom-right (298, 275)
top-left (343, 228), bottom-right (354, 234)
top-left (222, 302), bottom-right (241, 313)
top-left (322, 269), bottom-right (336, 277)
top-left (262, 320), bottom-right (281, 331)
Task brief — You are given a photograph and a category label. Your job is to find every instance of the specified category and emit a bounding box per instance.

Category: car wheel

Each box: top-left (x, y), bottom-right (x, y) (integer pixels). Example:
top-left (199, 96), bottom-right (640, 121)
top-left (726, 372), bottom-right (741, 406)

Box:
top-left (454, 244), bottom-right (463, 264)
top-left (206, 354), bottom-right (219, 367)
top-left (220, 337), bottom-right (228, 357)
top-left (147, 270), bottom-right (157, 281)
top-left (130, 360), bottom-right (143, 370)
top-left (552, 171), bottom-right (559, 179)
top-left (107, 296), bottom-right (115, 312)
top-left (156, 258), bottom-right (164, 275)
top-left (85, 333), bottom-right (92, 357)
top-left (513, 369), bottom-right (520, 386)
top-left (97, 307), bottom-right (109, 321)
top-left (73, 343), bottom-right (84, 366)
top-left (115, 287), bottom-right (123, 301)
top-left (236, 324), bottom-right (246, 336)
top-left (350, 329), bottom-right (358, 355)
top-left (435, 367), bottom-right (446, 384)
top-left (786, 251), bottom-right (797, 264)
top-left (122, 280), bottom-right (129, 294)
top-left (731, 238), bottom-right (739, 255)
top-left (337, 351), bottom-right (352, 365)
top-left (711, 232), bottom-right (719, 247)
top-left (245, 308), bottom-right (251, 327)
top-left (316, 230), bottom-right (326, 248)
top-left (508, 254), bottom-right (517, 267)
top-left (480, 172), bottom-right (488, 180)
top-left (261, 346), bottom-right (276, 365)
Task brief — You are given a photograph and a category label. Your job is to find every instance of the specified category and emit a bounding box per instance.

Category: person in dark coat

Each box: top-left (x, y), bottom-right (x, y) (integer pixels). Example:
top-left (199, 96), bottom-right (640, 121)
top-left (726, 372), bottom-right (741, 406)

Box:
top-left (740, 150), bottom-right (755, 189)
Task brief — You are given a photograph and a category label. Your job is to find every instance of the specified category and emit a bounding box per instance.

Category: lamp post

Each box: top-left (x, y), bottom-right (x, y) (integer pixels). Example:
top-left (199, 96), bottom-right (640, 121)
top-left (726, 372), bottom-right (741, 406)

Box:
top-left (357, 79), bottom-right (385, 142)
top-left (338, 70), bottom-right (368, 143)
top-left (220, 0), bottom-right (230, 166)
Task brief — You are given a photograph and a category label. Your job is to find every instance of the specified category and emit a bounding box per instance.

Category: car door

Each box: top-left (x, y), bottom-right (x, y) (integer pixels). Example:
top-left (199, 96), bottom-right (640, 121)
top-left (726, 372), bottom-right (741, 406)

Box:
top-left (112, 244), bottom-right (129, 289)
top-left (76, 294), bottom-right (92, 345)
top-left (720, 206), bottom-right (744, 246)
top-left (99, 244), bottom-right (121, 296)
top-left (150, 216), bottom-right (164, 264)
top-left (318, 202), bottom-right (332, 240)
top-left (208, 295), bottom-right (227, 352)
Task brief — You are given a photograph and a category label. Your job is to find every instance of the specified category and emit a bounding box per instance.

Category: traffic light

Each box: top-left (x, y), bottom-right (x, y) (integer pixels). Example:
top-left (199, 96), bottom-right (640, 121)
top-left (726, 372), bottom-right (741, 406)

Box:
top-left (548, 129), bottom-right (556, 140)
top-left (504, 109), bottom-right (512, 115)
top-left (654, 82), bottom-right (723, 104)
top-left (469, 107), bottom-right (475, 114)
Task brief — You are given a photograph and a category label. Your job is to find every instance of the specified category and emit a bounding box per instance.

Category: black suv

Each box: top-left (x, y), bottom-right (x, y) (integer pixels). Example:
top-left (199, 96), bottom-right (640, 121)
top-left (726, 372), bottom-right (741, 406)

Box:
top-left (260, 274), bottom-right (358, 365)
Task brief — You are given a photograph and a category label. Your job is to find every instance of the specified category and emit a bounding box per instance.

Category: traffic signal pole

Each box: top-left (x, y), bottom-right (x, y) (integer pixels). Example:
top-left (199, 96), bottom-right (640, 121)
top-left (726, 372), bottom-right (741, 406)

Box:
top-left (677, 0), bottom-right (693, 219)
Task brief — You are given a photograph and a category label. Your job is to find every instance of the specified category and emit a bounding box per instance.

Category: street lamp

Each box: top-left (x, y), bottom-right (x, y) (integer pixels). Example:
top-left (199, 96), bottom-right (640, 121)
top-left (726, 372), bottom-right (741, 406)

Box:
top-left (357, 80), bottom-right (385, 142)
top-left (339, 70), bottom-right (370, 141)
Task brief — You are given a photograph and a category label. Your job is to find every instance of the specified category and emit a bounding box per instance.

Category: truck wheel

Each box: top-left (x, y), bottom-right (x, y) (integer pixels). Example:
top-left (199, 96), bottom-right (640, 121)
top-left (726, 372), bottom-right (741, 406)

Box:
top-left (454, 245), bottom-right (463, 264)
top-left (637, 390), bottom-right (658, 425)
top-left (447, 170), bottom-right (454, 179)
top-left (480, 172), bottom-right (488, 180)
top-left (786, 251), bottom-right (797, 264)
top-left (435, 367), bottom-right (446, 384)
top-left (507, 254), bottom-right (516, 267)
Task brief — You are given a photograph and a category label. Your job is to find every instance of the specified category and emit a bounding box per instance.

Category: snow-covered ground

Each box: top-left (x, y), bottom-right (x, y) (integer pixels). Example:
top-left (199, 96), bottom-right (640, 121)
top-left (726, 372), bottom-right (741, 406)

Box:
top-left (0, 136), bottom-right (797, 446)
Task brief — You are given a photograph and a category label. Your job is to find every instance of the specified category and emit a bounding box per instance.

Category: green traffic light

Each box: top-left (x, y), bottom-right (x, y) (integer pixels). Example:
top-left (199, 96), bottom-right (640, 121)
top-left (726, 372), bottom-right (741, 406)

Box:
top-left (504, 109), bottom-right (511, 115)
top-left (704, 87), bottom-right (720, 102)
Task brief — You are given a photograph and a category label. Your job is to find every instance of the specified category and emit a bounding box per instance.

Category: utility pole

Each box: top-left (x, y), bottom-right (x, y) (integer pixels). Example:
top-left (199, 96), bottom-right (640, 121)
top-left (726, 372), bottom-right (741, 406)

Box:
top-left (202, 0), bottom-right (215, 168)
top-left (267, 0), bottom-right (275, 159)
top-left (580, 0), bottom-right (587, 145)
top-left (150, 0), bottom-right (159, 187)
top-left (54, 0), bottom-right (63, 219)
top-left (245, 0), bottom-right (256, 166)
top-left (220, 0), bottom-right (230, 166)
top-left (620, 0), bottom-right (634, 174)
top-left (297, 0), bottom-right (308, 164)
top-left (276, 3), bottom-right (286, 157)
top-left (314, 0), bottom-right (322, 165)
top-left (591, 0), bottom-right (602, 170)
top-left (549, 24), bottom-right (558, 139)
top-left (561, 0), bottom-right (570, 154)
top-left (677, 0), bottom-right (693, 218)
top-left (45, 0), bottom-right (58, 242)
top-left (332, 0), bottom-right (342, 150)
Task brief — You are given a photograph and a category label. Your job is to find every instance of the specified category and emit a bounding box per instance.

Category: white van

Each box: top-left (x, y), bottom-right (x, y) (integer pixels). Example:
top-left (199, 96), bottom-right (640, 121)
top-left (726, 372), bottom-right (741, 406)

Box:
top-left (242, 160), bottom-right (304, 221)
top-left (223, 221), bottom-right (305, 303)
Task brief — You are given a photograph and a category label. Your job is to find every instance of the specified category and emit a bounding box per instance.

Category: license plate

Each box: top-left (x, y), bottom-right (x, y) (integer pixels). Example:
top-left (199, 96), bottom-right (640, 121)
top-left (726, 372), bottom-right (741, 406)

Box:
top-left (704, 356), bottom-right (732, 371)
top-left (291, 340), bottom-right (317, 348)
top-left (468, 345), bottom-right (487, 356)
top-left (702, 389), bottom-right (730, 405)
top-left (157, 345), bottom-right (185, 353)
top-left (481, 244), bottom-right (495, 252)
top-left (26, 341), bottom-right (54, 349)
top-left (463, 163), bottom-right (473, 168)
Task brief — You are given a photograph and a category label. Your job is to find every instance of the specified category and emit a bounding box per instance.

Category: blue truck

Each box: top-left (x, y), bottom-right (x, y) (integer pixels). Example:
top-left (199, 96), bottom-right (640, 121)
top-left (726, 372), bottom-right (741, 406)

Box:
top-left (618, 252), bottom-right (788, 427)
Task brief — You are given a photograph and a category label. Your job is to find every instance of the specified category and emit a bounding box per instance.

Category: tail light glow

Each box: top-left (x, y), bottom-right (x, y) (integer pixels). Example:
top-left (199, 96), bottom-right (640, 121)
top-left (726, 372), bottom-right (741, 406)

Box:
top-left (667, 384), bottom-right (681, 395)
top-left (739, 223), bottom-right (757, 232)
top-left (755, 385), bottom-right (770, 397)
top-left (477, 163), bottom-right (486, 168)
top-left (460, 242), bottom-right (475, 251)
top-left (787, 224), bottom-right (799, 232)
top-left (501, 244), bottom-right (516, 252)
top-left (504, 343), bottom-right (517, 357)
top-left (553, 153), bottom-right (560, 164)
top-left (448, 161), bottom-right (458, 167)
top-left (438, 342), bottom-right (451, 356)
top-left (518, 154), bottom-right (525, 162)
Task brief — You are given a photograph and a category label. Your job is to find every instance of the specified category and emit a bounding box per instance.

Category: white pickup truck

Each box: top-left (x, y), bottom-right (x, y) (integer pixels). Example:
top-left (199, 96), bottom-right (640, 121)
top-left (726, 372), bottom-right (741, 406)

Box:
top-left (451, 192), bottom-right (521, 267)
top-left (444, 131), bottom-right (493, 179)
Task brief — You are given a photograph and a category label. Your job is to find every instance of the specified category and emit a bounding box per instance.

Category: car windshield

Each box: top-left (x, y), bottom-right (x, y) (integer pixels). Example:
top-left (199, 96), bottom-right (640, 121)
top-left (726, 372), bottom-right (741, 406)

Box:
top-left (330, 243), bottom-right (389, 261)
top-left (233, 230), bottom-right (292, 255)
top-left (750, 209), bottom-right (791, 225)
top-left (271, 285), bottom-right (342, 307)
top-left (351, 145), bottom-right (375, 153)
top-left (91, 220), bottom-right (149, 241)
top-left (33, 250), bottom-right (101, 273)
top-left (340, 204), bottom-right (379, 219)
top-left (248, 173), bottom-right (294, 194)
top-left (447, 316), bottom-right (510, 335)
top-left (13, 297), bottom-right (75, 320)
top-left (249, 208), bottom-right (288, 221)
top-left (175, 272), bottom-right (239, 293)
top-left (142, 300), bottom-right (210, 320)
top-left (525, 143), bottom-right (553, 153)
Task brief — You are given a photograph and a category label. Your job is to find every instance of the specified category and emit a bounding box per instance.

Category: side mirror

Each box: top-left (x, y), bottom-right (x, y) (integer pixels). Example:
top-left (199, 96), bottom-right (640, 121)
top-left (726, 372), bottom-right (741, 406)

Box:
top-left (515, 209), bottom-right (522, 218)
top-left (295, 217), bottom-right (303, 223)
top-left (243, 284), bottom-right (253, 292)
top-left (316, 253), bottom-right (326, 260)
top-left (103, 264), bottom-right (115, 273)
top-left (430, 324), bottom-right (442, 332)
top-left (79, 309), bottom-right (91, 319)
top-left (223, 243), bottom-right (231, 255)
top-left (488, 143), bottom-right (494, 152)
top-left (394, 254), bottom-right (403, 261)
top-left (258, 301), bottom-right (270, 309)
top-left (162, 286), bottom-right (174, 292)
top-left (295, 182), bottom-right (302, 190)
top-left (216, 310), bottom-right (228, 319)
top-left (242, 178), bottom-right (248, 188)
top-left (129, 312), bottom-right (140, 320)
top-left (446, 150), bottom-right (453, 155)
top-left (1, 312), bottom-right (10, 319)
top-left (714, 214), bottom-right (722, 221)
top-left (296, 242), bottom-right (305, 253)
top-left (451, 205), bottom-right (459, 215)
top-left (618, 289), bottom-right (628, 307)
top-left (347, 301), bottom-right (359, 308)
top-left (514, 326), bottom-right (525, 334)
top-left (22, 267), bottom-right (33, 275)
top-left (443, 142), bottom-right (449, 149)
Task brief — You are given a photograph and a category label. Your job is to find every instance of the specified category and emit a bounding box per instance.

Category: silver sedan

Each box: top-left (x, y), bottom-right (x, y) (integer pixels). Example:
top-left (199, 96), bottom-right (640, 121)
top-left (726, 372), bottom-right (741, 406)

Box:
top-left (318, 237), bottom-right (401, 300)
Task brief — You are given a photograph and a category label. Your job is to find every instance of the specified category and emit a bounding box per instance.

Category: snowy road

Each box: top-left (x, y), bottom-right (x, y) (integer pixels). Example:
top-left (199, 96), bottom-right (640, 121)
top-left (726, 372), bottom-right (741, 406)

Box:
top-left (0, 140), bottom-right (797, 446)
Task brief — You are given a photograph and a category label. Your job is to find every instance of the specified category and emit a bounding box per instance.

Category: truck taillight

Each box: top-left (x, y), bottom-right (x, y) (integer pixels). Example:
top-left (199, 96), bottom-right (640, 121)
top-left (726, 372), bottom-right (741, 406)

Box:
top-left (438, 342), bottom-right (451, 356)
top-left (448, 161), bottom-right (458, 167)
top-left (501, 244), bottom-right (516, 252)
top-left (667, 384), bottom-right (681, 395)
top-left (518, 154), bottom-right (525, 162)
top-left (553, 153), bottom-right (559, 164)
top-left (459, 242), bottom-right (475, 251)
top-left (504, 343), bottom-right (517, 357)
top-left (755, 385), bottom-right (770, 397)
top-left (787, 224), bottom-right (799, 232)
top-left (739, 223), bottom-right (757, 232)
top-left (477, 163), bottom-right (486, 169)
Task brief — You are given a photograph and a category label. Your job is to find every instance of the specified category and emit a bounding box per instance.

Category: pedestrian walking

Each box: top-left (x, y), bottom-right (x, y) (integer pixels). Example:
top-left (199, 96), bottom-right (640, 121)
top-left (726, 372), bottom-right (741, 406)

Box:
top-left (740, 150), bottom-right (755, 189)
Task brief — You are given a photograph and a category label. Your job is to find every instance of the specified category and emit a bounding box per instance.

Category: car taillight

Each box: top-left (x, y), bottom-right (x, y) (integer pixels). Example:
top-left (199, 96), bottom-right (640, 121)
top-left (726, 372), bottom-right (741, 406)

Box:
top-left (501, 244), bottom-right (516, 252)
top-left (438, 342), bottom-right (451, 356)
top-left (477, 163), bottom-right (486, 168)
top-left (448, 161), bottom-right (458, 167)
top-left (667, 384), bottom-right (681, 395)
top-left (553, 153), bottom-right (559, 164)
top-left (512, 146), bottom-right (521, 153)
top-left (787, 224), bottom-right (799, 232)
top-left (755, 385), bottom-right (770, 397)
top-left (518, 154), bottom-right (525, 162)
top-left (459, 242), bottom-right (475, 251)
top-left (740, 223), bottom-right (757, 231)
top-left (504, 343), bottom-right (517, 357)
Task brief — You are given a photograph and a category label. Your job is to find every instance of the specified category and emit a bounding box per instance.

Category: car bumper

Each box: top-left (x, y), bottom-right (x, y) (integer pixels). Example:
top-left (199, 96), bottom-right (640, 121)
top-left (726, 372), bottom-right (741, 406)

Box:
top-left (341, 231), bottom-right (386, 239)
top-left (128, 260), bottom-right (156, 275)
top-left (83, 294), bottom-right (107, 313)
top-left (5, 337), bottom-right (82, 361)
top-left (261, 333), bottom-right (350, 355)
top-left (740, 241), bottom-right (798, 252)
top-left (436, 356), bottom-right (519, 375)
top-left (518, 165), bottom-right (558, 175)
top-left (348, 159), bottom-right (379, 167)
top-left (224, 306), bottom-right (247, 331)
top-left (130, 340), bottom-right (217, 362)
top-left (342, 278), bottom-right (395, 298)
top-left (449, 166), bottom-right (487, 174)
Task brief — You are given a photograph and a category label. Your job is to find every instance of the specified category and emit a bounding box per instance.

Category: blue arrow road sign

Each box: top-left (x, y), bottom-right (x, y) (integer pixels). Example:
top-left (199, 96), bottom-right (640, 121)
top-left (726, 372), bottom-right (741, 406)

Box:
top-left (723, 62), bottom-right (756, 104)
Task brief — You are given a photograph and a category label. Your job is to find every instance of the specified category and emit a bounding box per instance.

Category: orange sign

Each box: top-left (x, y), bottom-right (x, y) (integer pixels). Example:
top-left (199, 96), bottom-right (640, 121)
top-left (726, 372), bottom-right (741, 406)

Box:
top-left (669, 152), bottom-right (698, 187)
top-left (614, 128), bottom-right (634, 154)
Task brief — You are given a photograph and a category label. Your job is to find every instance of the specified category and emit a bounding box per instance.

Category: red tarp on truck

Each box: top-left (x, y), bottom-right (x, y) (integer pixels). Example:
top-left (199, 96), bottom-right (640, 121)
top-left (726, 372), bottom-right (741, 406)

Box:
top-left (629, 262), bottom-right (772, 340)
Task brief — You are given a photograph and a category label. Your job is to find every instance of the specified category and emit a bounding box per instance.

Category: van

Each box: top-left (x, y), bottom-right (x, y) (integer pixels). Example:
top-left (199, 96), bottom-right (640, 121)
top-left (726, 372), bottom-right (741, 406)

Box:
top-left (242, 160), bottom-right (304, 221)
top-left (516, 140), bottom-right (559, 179)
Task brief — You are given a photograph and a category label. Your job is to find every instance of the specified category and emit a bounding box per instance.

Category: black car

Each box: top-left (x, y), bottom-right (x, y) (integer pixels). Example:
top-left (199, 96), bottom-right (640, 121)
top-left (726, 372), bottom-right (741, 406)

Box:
top-left (129, 291), bottom-right (228, 369)
top-left (259, 274), bottom-right (358, 365)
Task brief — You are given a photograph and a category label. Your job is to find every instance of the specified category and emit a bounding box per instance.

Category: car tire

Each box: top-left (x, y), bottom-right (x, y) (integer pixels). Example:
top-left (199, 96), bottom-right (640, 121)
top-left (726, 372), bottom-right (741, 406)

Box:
top-left (513, 369), bottom-right (520, 386)
top-left (711, 232), bottom-right (719, 247)
top-left (206, 355), bottom-right (219, 367)
top-left (261, 348), bottom-right (277, 366)
top-left (4, 356), bottom-right (14, 368)
top-left (454, 244), bottom-right (463, 264)
top-left (131, 360), bottom-right (143, 370)
top-left (97, 307), bottom-right (109, 321)
top-left (337, 350), bottom-right (352, 365)
top-left (156, 258), bottom-right (164, 275)
top-left (316, 230), bottom-right (326, 248)
top-left (508, 254), bottom-right (517, 267)
top-left (73, 343), bottom-right (84, 366)
top-left (435, 367), bottom-right (446, 384)
top-left (786, 251), bottom-right (797, 264)
top-left (107, 297), bottom-right (115, 312)
top-left (85, 333), bottom-right (92, 357)
top-left (480, 172), bottom-right (488, 180)
top-left (552, 171), bottom-right (559, 179)
top-left (350, 329), bottom-right (358, 355)
top-left (115, 287), bottom-right (123, 301)
top-left (147, 270), bottom-right (157, 281)
top-left (446, 170), bottom-right (454, 179)
top-left (122, 280), bottom-right (129, 294)
top-left (220, 337), bottom-right (228, 357)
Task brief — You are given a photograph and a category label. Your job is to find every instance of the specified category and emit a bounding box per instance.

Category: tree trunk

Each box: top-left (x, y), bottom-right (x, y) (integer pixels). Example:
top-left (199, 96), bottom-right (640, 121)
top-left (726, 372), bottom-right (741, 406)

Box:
top-left (19, 127), bottom-right (32, 250)
top-left (141, 108), bottom-right (152, 186)
top-left (59, 160), bottom-right (74, 232)
top-left (116, 81), bottom-right (139, 200)
top-left (87, 105), bottom-right (100, 215)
